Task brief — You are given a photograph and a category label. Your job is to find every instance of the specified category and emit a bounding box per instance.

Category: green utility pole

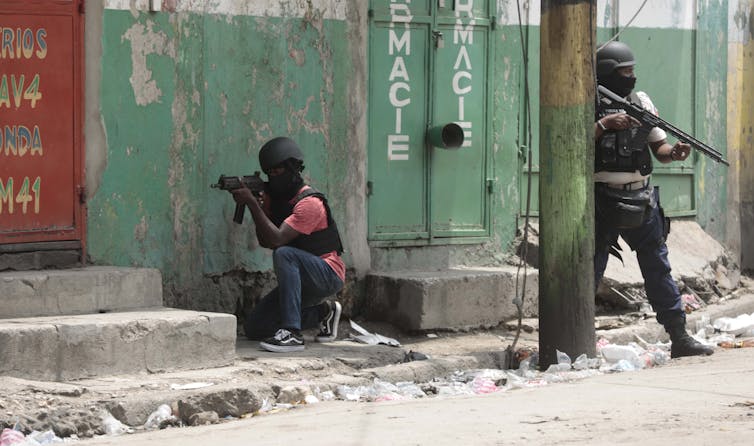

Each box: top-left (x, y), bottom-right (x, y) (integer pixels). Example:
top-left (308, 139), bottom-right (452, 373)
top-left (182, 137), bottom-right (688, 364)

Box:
top-left (538, 0), bottom-right (596, 369)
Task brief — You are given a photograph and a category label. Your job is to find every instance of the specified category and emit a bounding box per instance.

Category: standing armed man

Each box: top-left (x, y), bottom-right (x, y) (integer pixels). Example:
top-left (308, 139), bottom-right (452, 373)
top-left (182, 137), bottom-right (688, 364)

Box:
top-left (593, 41), bottom-right (713, 358)
top-left (232, 137), bottom-right (345, 353)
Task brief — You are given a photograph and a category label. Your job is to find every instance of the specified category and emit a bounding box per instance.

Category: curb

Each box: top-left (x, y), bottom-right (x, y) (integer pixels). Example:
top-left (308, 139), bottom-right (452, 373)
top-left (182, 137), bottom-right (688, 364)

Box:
top-left (5, 293), bottom-right (753, 438)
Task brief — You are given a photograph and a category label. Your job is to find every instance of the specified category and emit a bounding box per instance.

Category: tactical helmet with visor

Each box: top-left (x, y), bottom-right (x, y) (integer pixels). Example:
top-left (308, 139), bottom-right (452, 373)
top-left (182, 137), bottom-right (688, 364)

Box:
top-left (596, 41), bottom-right (637, 97)
top-left (596, 41), bottom-right (636, 78)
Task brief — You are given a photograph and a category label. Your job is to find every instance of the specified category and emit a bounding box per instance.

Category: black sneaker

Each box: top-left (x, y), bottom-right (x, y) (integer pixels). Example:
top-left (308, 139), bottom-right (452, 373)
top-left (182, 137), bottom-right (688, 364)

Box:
top-left (316, 301), bottom-right (342, 343)
top-left (260, 329), bottom-right (305, 353)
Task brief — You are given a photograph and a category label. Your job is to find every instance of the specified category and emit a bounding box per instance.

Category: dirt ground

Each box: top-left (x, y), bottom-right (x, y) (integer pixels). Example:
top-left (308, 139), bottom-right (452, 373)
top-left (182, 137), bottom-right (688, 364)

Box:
top-left (79, 348), bottom-right (754, 446)
top-left (2, 281), bottom-right (753, 442)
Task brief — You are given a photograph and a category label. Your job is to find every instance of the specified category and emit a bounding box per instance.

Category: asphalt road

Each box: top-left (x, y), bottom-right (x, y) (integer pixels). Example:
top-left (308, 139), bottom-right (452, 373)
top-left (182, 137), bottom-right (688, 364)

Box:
top-left (80, 347), bottom-right (754, 446)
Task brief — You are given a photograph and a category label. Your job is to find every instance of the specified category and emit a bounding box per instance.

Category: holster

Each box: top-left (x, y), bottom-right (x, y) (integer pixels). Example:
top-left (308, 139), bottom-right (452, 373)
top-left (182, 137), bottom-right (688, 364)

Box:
top-left (596, 185), bottom-right (653, 229)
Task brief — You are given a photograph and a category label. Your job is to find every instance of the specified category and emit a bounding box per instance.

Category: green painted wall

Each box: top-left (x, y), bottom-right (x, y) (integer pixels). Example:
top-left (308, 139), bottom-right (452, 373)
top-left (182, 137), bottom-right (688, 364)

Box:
top-left (729, 1), bottom-right (754, 270)
top-left (89, 10), bottom-right (352, 310)
top-left (85, 3), bottom-right (732, 314)
top-left (695, 0), bottom-right (729, 239)
top-left (516, 25), bottom-right (718, 217)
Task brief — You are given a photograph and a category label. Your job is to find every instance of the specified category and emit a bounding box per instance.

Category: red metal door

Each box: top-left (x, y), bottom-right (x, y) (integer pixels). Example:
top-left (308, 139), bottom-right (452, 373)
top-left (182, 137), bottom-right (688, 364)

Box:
top-left (0, 0), bottom-right (85, 250)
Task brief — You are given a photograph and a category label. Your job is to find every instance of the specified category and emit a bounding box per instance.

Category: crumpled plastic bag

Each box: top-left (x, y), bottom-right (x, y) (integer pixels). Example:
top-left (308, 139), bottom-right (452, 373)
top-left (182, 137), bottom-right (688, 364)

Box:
top-left (101, 411), bottom-right (133, 436)
top-left (713, 313), bottom-right (754, 336)
top-left (144, 404), bottom-right (177, 430)
top-left (0, 428), bottom-right (25, 446)
top-left (348, 320), bottom-right (400, 346)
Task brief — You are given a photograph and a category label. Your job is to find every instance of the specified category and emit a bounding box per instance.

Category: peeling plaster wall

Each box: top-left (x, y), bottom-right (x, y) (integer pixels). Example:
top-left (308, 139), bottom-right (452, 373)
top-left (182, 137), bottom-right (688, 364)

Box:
top-left (83, 0), bottom-right (738, 316)
top-left (728, 0), bottom-right (754, 270)
top-left (85, 0), bottom-right (107, 201)
top-left (695, 0), bottom-right (729, 242)
top-left (86, 0), bottom-right (366, 314)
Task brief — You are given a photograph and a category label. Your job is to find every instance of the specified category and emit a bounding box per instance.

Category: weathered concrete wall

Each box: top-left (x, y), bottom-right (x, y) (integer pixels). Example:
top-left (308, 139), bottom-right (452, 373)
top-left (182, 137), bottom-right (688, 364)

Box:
top-left (81, 0), bottom-right (740, 324)
top-left (696, 0), bottom-right (730, 242)
top-left (85, 0), bottom-right (528, 318)
top-left (85, 1), bottom-right (367, 315)
top-left (494, 0), bottom-right (730, 235)
top-left (728, 0), bottom-right (754, 271)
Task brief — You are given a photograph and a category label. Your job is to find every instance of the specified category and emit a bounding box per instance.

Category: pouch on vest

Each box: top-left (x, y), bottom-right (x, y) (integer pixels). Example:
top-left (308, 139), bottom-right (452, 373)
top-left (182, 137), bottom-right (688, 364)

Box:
top-left (596, 186), bottom-right (653, 229)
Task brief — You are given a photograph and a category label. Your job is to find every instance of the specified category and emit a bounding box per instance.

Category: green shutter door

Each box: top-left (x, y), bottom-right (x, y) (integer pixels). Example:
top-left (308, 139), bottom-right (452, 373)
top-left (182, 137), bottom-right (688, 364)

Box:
top-left (367, 2), bottom-right (431, 241)
top-left (430, 2), bottom-right (492, 238)
top-left (368, 0), bottom-right (493, 243)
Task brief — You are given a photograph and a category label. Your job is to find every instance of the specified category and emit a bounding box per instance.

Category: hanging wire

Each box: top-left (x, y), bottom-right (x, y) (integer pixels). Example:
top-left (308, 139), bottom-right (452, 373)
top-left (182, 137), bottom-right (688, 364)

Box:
top-left (507, 0), bottom-right (534, 359)
top-left (597, 0), bottom-right (649, 50)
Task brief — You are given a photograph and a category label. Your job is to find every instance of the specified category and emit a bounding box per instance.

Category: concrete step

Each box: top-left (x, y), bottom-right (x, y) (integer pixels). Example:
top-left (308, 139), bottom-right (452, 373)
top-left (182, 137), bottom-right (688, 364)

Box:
top-left (0, 308), bottom-right (236, 382)
top-left (365, 266), bottom-right (539, 331)
top-left (0, 267), bottom-right (162, 319)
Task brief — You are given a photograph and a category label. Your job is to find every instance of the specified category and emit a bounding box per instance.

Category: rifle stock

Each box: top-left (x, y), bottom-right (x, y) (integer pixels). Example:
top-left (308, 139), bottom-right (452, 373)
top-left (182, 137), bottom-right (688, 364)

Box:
top-left (597, 85), bottom-right (729, 166)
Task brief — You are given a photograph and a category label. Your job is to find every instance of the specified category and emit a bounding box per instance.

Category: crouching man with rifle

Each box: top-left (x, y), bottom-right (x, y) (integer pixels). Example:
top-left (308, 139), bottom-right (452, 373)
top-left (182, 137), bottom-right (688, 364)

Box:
top-left (213, 137), bottom-right (345, 353)
top-left (593, 41), bottom-right (727, 358)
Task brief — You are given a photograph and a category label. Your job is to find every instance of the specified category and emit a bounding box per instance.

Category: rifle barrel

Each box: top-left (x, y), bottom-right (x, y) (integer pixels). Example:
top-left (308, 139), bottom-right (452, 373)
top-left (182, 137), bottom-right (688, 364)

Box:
top-left (597, 86), bottom-right (729, 166)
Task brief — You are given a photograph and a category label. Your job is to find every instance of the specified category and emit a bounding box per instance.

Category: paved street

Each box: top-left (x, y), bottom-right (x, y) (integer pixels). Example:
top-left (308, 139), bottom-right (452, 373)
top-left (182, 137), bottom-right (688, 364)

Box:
top-left (81, 347), bottom-right (754, 446)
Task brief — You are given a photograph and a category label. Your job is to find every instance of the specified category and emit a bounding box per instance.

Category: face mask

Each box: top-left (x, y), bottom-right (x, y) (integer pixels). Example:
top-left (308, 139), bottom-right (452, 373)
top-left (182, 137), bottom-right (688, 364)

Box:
top-left (602, 72), bottom-right (637, 97)
top-left (603, 72), bottom-right (636, 98)
top-left (267, 169), bottom-right (303, 201)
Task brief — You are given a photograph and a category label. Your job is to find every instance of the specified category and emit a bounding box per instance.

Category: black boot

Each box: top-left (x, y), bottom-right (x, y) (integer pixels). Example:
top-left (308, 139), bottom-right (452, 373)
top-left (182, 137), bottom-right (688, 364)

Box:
top-left (666, 316), bottom-right (714, 358)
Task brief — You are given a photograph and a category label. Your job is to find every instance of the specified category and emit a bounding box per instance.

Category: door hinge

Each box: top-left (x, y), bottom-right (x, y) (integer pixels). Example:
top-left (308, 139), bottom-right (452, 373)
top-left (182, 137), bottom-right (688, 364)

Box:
top-left (486, 178), bottom-right (494, 194)
top-left (366, 181), bottom-right (373, 196)
top-left (491, 16), bottom-right (497, 30)
top-left (76, 185), bottom-right (86, 204)
top-left (79, 0), bottom-right (85, 14)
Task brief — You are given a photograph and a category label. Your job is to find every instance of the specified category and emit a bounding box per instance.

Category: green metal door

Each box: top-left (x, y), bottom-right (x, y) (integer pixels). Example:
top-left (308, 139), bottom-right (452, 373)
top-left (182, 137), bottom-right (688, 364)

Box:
top-left (368, 0), bottom-right (493, 243)
top-left (430, 1), bottom-right (492, 238)
top-left (367, 1), bottom-right (431, 241)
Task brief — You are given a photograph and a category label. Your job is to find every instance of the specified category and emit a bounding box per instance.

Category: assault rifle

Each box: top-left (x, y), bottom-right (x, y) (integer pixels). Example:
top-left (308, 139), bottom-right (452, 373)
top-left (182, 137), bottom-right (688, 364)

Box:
top-left (597, 85), bottom-right (729, 166)
top-left (210, 172), bottom-right (265, 224)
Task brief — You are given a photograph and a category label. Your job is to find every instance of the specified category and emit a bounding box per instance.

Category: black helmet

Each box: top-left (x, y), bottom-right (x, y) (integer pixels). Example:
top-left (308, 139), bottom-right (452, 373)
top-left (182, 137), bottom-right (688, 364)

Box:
top-left (596, 41), bottom-right (636, 79)
top-left (258, 137), bottom-right (304, 172)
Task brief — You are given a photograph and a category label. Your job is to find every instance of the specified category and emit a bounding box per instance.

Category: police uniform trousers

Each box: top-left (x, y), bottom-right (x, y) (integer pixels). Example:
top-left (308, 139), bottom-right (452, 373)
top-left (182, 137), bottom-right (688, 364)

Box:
top-left (594, 186), bottom-right (684, 328)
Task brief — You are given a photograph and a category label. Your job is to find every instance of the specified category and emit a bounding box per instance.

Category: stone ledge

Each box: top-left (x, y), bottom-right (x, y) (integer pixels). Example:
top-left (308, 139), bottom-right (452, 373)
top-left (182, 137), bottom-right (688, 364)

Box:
top-left (0, 308), bottom-right (237, 381)
top-left (0, 267), bottom-right (163, 319)
top-left (365, 266), bottom-right (539, 331)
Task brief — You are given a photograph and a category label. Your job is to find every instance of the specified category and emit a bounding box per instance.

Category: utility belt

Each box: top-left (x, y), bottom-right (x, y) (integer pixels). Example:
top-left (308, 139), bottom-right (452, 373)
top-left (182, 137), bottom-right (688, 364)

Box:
top-left (600, 179), bottom-right (649, 191)
top-left (595, 180), bottom-right (655, 229)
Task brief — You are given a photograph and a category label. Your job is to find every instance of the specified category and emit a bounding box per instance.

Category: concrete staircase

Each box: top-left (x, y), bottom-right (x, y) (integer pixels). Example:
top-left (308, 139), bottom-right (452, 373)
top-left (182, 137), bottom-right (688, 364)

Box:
top-left (364, 221), bottom-right (738, 333)
top-left (0, 267), bottom-right (236, 381)
top-left (365, 266), bottom-right (539, 331)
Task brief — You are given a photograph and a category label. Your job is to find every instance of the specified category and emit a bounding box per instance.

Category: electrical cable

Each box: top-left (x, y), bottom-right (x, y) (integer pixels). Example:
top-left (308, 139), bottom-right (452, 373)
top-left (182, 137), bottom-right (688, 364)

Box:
top-left (597, 0), bottom-right (649, 51)
top-left (507, 0), bottom-right (534, 361)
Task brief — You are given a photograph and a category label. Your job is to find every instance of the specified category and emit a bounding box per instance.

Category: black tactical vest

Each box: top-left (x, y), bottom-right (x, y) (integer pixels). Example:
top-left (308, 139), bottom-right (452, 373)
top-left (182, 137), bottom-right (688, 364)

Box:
top-left (270, 187), bottom-right (344, 256)
top-left (595, 92), bottom-right (653, 175)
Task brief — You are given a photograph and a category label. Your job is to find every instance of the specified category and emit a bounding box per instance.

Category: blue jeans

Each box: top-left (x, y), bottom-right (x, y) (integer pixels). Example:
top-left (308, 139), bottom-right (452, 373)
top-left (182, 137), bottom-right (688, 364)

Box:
top-left (594, 188), bottom-right (684, 329)
top-left (244, 246), bottom-right (344, 340)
